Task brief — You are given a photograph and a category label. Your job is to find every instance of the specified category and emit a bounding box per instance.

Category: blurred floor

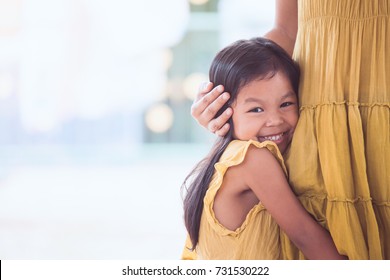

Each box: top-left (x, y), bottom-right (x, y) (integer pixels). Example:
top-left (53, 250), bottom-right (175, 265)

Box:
top-left (0, 143), bottom-right (209, 259)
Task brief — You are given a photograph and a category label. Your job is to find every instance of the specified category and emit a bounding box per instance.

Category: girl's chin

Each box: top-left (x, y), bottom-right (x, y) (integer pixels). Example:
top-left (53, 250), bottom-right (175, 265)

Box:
top-left (276, 140), bottom-right (291, 154)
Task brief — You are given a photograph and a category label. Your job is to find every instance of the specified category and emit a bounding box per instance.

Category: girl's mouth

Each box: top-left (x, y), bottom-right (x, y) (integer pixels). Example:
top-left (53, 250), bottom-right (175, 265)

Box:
top-left (258, 132), bottom-right (285, 143)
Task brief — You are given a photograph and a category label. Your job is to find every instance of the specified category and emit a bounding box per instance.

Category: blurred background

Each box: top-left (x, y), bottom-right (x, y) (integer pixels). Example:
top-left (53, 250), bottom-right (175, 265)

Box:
top-left (0, 0), bottom-right (274, 259)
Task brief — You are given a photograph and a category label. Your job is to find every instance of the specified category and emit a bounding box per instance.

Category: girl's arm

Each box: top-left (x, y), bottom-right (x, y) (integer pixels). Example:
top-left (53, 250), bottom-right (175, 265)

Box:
top-left (242, 146), bottom-right (346, 260)
top-left (191, 0), bottom-right (298, 136)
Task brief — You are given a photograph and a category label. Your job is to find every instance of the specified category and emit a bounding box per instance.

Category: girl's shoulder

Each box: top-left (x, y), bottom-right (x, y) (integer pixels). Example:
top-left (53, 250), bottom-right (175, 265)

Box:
top-left (220, 140), bottom-right (287, 174)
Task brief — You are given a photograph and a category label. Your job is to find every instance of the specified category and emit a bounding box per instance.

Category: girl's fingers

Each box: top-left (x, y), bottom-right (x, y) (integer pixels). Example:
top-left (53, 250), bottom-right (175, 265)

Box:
top-left (215, 123), bottom-right (231, 137)
top-left (195, 82), bottom-right (214, 102)
top-left (191, 85), bottom-right (229, 127)
top-left (207, 107), bottom-right (233, 134)
top-left (191, 85), bottom-right (223, 117)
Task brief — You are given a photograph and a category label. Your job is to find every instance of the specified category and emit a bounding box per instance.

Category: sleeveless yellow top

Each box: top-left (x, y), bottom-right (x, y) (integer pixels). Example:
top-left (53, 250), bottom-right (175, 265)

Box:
top-left (285, 0), bottom-right (390, 259)
top-left (183, 140), bottom-right (287, 260)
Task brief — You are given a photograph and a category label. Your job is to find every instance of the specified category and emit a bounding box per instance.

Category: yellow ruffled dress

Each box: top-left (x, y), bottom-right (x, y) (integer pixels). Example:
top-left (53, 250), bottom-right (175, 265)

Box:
top-left (183, 140), bottom-right (286, 259)
top-left (284, 0), bottom-right (390, 259)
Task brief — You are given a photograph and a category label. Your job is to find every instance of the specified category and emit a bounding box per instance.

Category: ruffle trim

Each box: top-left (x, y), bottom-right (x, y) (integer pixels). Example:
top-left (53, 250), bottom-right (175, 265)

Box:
top-left (300, 101), bottom-right (390, 111)
top-left (282, 193), bottom-right (390, 259)
top-left (301, 14), bottom-right (389, 25)
top-left (299, 192), bottom-right (390, 206)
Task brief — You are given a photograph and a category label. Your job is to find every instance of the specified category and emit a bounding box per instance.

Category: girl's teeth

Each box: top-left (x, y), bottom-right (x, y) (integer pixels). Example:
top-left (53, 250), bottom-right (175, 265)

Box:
top-left (263, 133), bottom-right (283, 141)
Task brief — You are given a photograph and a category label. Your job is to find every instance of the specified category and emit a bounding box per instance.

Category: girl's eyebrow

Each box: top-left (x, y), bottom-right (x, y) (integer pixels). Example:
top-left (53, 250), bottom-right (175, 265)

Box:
top-left (281, 91), bottom-right (296, 99)
top-left (243, 97), bottom-right (262, 104)
top-left (243, 91), bottom-right (296, 104)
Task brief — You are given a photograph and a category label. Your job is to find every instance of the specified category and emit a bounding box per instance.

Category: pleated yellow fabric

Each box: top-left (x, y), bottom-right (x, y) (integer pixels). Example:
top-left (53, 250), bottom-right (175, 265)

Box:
top-left (284, 0), bottom-right (390, 260)
top-left (187, 140), bottom-right (286, 260)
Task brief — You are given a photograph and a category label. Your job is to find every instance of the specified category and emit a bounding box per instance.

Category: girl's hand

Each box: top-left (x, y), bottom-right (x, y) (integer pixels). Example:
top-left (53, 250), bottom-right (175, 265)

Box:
top-left (190, 82), bottom-right (232, 136)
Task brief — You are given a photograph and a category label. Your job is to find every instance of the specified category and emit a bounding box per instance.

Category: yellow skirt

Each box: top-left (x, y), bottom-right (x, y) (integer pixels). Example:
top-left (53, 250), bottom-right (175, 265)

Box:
top-left (284, 0), bottom-right (390, 259)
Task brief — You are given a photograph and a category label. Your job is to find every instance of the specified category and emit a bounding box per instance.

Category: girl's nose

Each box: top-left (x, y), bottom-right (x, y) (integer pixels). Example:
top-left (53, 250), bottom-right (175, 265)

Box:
top-left (265, 112), bottom-right (284, 127)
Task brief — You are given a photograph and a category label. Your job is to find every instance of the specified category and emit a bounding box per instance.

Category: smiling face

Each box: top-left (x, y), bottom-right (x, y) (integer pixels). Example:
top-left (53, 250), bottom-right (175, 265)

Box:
top-left (231, 71), bottom-right (298, 154)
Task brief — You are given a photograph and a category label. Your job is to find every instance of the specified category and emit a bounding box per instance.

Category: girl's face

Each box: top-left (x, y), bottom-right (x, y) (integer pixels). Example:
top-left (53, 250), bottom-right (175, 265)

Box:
top-left (231, 72), bottom-right (298, 154)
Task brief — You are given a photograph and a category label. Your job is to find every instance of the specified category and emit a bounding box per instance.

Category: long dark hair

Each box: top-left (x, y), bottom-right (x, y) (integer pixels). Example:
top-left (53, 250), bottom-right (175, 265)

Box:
top-left (182, 37), bottom-right (300, 250)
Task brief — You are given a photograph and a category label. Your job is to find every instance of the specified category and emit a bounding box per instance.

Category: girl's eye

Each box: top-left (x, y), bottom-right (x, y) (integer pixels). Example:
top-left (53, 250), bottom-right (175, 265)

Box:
top-left (281, 102), bottom-right (294, 108)
top-left (249, 107), bottom-right (263, 113)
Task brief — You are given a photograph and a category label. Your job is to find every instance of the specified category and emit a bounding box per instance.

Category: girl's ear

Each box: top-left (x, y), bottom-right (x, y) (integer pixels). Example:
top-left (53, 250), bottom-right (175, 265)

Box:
top-left (227, 118), bottom-right (235, 139)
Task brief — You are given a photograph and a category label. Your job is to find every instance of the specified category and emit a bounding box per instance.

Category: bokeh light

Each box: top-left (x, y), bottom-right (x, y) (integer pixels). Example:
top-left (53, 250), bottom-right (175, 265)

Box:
top-left (189, 0), bottom-right (210, 6)
top-left (162, 48), bottom-right (173, 71)
top-left (145, 103), bottom-right (174, 133)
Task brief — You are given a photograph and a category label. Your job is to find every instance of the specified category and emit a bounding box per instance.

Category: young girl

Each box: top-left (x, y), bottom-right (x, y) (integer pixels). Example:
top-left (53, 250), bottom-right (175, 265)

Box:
top-left (182, 37), bottom-right (345, 260)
